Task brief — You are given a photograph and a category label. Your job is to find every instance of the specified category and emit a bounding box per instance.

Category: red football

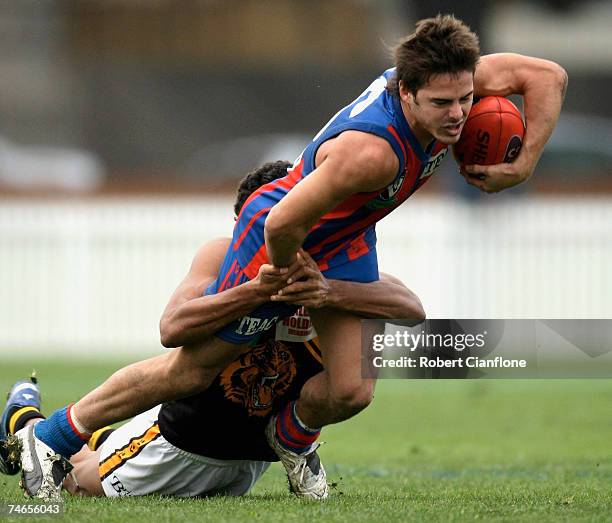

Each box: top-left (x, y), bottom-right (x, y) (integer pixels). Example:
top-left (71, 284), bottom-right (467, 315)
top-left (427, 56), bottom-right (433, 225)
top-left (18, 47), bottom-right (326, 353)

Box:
top-left (453, 96), bottom-right (525, 166)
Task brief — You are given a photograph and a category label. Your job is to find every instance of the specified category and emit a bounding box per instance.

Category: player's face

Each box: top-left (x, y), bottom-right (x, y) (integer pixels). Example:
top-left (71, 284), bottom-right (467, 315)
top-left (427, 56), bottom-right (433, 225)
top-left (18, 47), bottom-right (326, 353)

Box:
top-left (400, 71), bottom-right (474, 146)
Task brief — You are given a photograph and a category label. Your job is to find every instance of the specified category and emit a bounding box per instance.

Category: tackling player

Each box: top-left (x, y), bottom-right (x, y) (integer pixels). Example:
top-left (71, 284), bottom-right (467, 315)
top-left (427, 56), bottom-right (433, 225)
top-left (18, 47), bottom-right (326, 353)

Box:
top-left (2, 271), bottom-right (419, 499)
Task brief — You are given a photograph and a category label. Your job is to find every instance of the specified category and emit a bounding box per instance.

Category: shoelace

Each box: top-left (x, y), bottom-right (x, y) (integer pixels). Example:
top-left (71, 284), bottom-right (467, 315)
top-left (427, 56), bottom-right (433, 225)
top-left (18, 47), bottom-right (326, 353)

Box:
top-left (290, 442), bottom-right (322, 486)
top-left (46, 453), bottom-right (72, 469)
top-left (292, 457), bottom-right (308, 485)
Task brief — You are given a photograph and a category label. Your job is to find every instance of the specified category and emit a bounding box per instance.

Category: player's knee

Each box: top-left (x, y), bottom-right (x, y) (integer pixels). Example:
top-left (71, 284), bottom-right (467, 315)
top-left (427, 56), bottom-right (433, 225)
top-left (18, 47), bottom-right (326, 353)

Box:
top-left (164, 354), bottom-right (219, 396)
top-left (159, 322), bottom-right (180, 348)
top-left (403, 292), bottom-right (426, 325)
top-left (331, 381), bottom-right (374, 415)
top-left (413, 301), bottom-right (426, 323)
top-left (164, 342), bottom-right (247, 397)
top-left (169, 364), bottom-right (217, 395)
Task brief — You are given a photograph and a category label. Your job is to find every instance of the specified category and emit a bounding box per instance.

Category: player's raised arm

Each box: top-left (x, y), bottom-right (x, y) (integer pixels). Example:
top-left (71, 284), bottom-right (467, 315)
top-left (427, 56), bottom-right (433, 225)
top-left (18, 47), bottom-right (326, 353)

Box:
top-left (264, 131), bottom-right (398, 267)
top-left (467, 53), bottom-right (568, 192)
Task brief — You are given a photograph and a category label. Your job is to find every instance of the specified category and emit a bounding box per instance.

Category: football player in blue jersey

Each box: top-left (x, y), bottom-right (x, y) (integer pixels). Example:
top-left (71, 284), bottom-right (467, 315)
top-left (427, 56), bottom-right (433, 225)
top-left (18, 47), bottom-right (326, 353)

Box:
top-left (203, 14), bottom-right (566, 496)
top-left (8, 14), bottom-right (567, 500)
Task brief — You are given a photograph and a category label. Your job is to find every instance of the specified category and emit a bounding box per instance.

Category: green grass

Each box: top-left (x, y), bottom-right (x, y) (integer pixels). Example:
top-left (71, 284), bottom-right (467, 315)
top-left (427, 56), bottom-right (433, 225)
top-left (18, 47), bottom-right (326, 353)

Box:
top-left (1, 359), bottom-right (611, 522)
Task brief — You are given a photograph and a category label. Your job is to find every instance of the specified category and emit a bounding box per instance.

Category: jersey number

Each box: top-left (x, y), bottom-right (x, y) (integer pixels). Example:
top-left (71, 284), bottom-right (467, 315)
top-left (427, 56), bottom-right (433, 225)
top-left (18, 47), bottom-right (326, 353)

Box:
top-left (349, 76), bottom-right (387, 118)
top-left (312, 75), bottom-right (387, 142)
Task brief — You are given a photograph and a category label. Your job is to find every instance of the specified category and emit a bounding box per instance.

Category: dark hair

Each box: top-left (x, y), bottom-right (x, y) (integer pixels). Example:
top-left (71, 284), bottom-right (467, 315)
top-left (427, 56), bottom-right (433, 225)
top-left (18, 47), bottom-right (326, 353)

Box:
top-left (387, 14), bottom-right (480, 96)
top-left (234, 160), bottom-right (292, 216)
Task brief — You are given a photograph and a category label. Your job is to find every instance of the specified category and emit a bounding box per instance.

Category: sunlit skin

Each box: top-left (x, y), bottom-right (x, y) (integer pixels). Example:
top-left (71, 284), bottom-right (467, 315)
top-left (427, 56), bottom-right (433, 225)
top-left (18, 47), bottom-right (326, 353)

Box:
top-left (399, 71), bottom-right (474, 148)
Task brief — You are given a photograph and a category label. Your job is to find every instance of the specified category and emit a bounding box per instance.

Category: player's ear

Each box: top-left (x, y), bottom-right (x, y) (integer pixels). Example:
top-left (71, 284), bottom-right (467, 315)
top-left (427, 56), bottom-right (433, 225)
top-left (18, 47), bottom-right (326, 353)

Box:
top-left (398, 80), bottom-right (408, 101)
top-left (398, 81), bottom-right (415, 106)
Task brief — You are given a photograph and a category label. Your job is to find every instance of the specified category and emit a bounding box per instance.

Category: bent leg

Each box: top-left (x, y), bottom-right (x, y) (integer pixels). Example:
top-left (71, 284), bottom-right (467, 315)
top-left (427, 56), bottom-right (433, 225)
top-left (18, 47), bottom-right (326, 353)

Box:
top-left (295, 309), bottom-right (382, 428)
top-left (73, 337), bottom-right (250, 431)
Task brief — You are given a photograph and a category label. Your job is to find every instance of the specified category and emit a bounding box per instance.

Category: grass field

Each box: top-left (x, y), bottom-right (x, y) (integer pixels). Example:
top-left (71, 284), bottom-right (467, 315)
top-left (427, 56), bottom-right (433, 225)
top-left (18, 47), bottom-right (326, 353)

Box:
top-left (1, 359), bottom-right (611, 522)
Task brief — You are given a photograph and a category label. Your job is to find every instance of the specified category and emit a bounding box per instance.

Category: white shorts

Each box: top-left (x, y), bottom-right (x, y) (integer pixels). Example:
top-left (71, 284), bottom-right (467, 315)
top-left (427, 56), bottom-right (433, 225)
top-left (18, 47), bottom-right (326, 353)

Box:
top-left (98, 406), bottom-right (270, 498)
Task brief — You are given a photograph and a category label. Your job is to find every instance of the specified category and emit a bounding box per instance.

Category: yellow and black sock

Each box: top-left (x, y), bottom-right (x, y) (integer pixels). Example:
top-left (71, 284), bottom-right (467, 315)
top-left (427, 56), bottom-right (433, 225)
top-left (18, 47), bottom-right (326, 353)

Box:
top-left (8, 407), bottom-right (45, 435)
top-left (88, 427), bottom-right (114, 451)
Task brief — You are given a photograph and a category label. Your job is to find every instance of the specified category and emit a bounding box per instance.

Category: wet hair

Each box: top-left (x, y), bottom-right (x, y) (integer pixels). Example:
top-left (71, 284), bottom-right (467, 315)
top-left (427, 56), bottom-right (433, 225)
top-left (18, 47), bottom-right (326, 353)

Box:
top-left (234, 160), bottom-right (292, 216)
top-left (387, 14), bottom-right (480, 96)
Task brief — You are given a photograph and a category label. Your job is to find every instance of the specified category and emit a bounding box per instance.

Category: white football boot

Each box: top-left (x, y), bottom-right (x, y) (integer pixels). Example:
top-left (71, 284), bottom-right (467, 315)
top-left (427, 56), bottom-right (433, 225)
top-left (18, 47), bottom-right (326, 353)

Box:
top-left (9, 425), bottom-right (72, 500)
top-left (265, 415), bottom-right (329, 500)
top-left (0, 376), bottom-right (42, 475)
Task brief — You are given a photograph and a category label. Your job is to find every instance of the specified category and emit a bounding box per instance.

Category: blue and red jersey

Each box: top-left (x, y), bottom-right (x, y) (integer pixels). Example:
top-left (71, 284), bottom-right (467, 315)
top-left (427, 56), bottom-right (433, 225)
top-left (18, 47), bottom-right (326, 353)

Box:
top-left (208, 68), bottom-right (448, 343)
top-left (231, 68), bottom-right (448, 281)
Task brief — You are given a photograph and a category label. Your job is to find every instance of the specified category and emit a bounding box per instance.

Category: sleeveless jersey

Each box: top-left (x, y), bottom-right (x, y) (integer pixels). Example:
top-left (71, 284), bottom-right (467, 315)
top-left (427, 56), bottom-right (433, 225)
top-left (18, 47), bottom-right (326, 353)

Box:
top-left (233, 68), bottom-right (449, 280)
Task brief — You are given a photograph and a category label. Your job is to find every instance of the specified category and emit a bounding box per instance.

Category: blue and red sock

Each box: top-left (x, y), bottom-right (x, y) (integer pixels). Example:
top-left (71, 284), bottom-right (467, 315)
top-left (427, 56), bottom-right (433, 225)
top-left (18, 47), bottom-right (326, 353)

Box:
top-left (33, 404), bottom-right (90, 459)
top-left (275, 400), bottom-right (321, 455)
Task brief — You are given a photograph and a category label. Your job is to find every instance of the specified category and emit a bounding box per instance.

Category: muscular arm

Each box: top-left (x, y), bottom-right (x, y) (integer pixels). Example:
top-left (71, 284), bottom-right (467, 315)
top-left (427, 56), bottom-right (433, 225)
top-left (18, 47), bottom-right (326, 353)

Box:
top-left (272, 251), bottom-right (426, 324)
top-left (468, 53), bottom-right (568, 192)
top-left (264, 131), bottom-right (398, 267)
top-left (326, 273), bottom-right (425, 324)
top-left (160, 237), bottom-right (291, 348)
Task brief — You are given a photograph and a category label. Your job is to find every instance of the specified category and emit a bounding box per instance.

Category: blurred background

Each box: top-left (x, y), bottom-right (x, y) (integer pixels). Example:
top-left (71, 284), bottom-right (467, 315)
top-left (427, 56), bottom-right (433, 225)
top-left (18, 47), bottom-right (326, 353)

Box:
top-left (1, 0), bottom-right (610, 356)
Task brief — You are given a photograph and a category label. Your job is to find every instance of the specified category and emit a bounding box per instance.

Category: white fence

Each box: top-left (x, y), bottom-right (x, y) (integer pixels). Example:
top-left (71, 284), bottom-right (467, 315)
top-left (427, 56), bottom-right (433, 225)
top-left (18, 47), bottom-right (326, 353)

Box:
top-left (0, 196), bottom-right (610, 356)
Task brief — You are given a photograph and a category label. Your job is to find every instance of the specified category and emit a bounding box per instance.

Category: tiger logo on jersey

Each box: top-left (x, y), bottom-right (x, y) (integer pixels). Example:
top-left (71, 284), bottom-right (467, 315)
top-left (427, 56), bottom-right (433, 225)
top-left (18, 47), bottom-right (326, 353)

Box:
top-left (219, 338), bottom-right (297, 417)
